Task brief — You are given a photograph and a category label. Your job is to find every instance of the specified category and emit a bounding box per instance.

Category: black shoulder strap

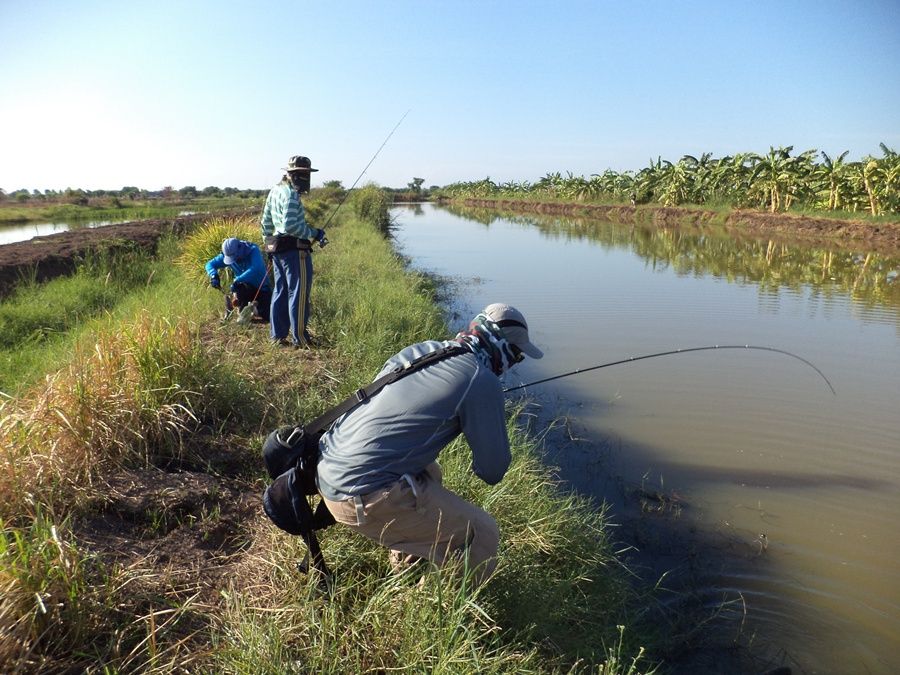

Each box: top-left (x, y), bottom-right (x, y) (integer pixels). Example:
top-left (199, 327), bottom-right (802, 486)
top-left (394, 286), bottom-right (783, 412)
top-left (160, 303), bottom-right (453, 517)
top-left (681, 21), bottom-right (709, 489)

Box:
top-left (305, 344), bottom-right (468, 436)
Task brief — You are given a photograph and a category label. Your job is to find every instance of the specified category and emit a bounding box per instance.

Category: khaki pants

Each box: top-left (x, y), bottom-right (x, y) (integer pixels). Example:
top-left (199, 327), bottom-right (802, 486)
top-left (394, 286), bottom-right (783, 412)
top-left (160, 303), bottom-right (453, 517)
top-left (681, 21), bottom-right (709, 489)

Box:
top-left (322, 463), bottom-right (500, 586)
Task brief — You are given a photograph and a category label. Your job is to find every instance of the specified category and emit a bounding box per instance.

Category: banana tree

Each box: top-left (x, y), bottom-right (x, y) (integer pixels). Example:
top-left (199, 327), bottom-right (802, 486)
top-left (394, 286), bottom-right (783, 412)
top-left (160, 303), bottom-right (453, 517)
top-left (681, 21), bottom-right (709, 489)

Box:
top-left (636, 157), bottom-right (665, 204)
top-left (657, 159), bottom-right (691, 206)
top-left (748, 146), bottom-right (817, 212)
top-left (877, 143), bottom-right (899, 213)
top-left (681, 152), bottom-right (714, 204)
top-left (816, 151), bottom-right (851, 210)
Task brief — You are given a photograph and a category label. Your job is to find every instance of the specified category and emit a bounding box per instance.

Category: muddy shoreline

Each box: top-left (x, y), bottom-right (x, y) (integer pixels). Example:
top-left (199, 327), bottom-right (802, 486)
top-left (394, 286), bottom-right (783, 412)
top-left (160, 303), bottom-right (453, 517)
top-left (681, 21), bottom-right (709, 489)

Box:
top-left (0, 214), bottom-right (217, 297)
top-left (454, 198), bottom-right (900, 255)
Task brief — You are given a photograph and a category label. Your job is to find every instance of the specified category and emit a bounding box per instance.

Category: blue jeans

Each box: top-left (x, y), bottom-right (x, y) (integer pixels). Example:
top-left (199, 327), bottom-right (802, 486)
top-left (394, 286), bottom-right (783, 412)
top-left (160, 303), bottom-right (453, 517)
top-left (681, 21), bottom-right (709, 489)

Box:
top-left (270, 249), bottom-right (313, 345)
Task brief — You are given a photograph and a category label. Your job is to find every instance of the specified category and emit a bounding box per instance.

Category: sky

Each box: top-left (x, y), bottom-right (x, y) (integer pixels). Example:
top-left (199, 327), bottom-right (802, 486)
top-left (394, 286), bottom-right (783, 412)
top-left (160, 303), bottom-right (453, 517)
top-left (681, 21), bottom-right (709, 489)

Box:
top-left (1, 0), bottom-right (899, 192)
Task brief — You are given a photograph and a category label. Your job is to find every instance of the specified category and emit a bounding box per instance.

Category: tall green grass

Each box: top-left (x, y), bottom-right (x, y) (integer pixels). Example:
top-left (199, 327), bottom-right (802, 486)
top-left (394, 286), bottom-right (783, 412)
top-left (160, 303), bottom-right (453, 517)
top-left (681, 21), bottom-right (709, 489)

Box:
top-left (0, 311), bottom-right (254, 524)
top-left (0, 241), bottom-right (183, 395)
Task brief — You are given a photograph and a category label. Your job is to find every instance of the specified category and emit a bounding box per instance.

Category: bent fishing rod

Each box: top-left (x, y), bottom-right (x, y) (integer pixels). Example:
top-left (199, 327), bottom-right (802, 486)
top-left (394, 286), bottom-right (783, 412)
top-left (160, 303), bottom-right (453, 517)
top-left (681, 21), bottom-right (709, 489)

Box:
top-left (319, 108), bottom-right (411, 234)
top-left (503, 345), bottom-right (836, 395)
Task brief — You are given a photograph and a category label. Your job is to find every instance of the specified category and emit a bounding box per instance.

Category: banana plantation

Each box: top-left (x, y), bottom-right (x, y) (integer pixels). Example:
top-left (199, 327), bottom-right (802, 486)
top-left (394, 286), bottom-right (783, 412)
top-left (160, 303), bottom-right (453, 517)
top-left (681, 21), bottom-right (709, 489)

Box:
top-left (438, 144), bottom-right (900, 216)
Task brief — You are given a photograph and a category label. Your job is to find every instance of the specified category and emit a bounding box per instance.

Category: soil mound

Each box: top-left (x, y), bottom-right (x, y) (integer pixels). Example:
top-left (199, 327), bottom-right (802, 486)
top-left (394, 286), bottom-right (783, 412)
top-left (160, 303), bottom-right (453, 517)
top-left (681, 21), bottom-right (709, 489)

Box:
top-left (0, 215), bottom-right (209, 297)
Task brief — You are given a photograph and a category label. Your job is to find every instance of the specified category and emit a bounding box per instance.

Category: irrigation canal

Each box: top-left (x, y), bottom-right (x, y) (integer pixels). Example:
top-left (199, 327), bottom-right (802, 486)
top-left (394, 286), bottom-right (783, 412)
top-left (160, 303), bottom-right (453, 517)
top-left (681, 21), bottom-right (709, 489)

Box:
top-left (391, 202), bottom-right (900, 674)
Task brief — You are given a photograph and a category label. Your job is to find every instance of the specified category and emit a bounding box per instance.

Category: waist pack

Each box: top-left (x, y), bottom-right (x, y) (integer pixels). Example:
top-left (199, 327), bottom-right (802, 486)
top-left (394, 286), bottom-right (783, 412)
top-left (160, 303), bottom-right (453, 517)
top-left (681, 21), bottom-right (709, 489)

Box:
top-left (261, 343), bottom-right (469, 579)
top-left (264, 235), bottom-right (312, 254)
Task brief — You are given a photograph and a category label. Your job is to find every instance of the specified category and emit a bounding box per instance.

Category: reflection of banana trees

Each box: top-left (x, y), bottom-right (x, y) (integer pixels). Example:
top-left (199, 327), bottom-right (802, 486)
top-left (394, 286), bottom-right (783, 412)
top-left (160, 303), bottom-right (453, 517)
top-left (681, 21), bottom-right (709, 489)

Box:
top-left (442, 203), bottom-right (900, 309)
top-left (436, 144), bottom-right (899, 215)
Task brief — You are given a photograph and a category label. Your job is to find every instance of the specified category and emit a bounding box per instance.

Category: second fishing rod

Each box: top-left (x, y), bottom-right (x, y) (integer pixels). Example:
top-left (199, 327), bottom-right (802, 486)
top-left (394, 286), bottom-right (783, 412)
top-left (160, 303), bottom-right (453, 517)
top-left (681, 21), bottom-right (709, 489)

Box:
top-left (314, 109), bottom-right (411, 248)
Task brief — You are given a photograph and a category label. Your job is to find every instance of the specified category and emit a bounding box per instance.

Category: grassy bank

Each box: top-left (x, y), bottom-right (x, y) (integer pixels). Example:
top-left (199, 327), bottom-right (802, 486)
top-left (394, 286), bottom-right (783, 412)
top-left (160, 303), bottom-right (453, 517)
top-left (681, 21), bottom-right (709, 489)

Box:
top-left (1, 189), bottom-right (656, 673)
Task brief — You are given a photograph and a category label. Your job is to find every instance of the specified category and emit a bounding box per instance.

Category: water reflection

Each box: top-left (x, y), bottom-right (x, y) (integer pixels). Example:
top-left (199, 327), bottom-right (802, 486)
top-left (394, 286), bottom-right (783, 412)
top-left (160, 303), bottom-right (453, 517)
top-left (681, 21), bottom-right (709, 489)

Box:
top-left (0, 219), bottom-right (129, 246)
top-left (439, 203), bottom-right (900, 312)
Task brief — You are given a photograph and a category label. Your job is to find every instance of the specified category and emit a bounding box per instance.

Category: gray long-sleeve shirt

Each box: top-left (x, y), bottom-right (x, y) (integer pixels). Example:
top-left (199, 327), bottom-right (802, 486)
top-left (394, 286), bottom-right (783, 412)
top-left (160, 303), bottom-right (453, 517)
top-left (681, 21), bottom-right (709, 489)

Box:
top-left (316, 340), bottom-right (511, 501)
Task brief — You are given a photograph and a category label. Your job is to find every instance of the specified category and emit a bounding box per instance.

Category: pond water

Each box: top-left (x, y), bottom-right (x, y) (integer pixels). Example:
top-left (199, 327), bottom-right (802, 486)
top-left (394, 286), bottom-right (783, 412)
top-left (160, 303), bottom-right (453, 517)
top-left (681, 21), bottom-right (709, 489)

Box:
top-left (0, 219), bottom-right (128, 245)
top-left (390, 202), bottom-right (900, 674)
top-left (0, 212), bottom-right (199, 246)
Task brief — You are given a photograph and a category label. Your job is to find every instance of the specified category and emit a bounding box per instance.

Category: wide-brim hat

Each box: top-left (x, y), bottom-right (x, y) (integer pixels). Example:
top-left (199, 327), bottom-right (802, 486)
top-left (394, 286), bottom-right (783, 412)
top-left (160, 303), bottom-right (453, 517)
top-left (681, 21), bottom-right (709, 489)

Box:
top-left (283, 155), bottom-right (319, 172)
top-left (482, 303), bottom-right (543, 359)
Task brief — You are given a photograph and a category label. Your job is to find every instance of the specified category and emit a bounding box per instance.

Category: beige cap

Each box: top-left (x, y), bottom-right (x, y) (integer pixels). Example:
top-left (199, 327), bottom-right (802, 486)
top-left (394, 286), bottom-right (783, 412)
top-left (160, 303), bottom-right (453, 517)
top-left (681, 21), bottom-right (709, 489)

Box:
top-left (482, 303), bottom-right (543, 359)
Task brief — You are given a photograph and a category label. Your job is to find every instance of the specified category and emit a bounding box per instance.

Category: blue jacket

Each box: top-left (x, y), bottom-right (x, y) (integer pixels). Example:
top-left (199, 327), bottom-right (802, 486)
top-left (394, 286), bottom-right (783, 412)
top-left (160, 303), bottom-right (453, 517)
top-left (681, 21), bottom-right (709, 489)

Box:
top-left (205, 241), bottom-right (270, 290)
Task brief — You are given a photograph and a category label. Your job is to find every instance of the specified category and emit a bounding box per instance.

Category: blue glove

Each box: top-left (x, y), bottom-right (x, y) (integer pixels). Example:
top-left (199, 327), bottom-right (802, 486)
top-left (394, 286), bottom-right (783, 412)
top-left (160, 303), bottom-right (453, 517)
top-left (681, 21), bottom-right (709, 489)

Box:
top-left (210, 274), bottom-right (220, 289)
top-left (315, 228), bottom-right (329, 247)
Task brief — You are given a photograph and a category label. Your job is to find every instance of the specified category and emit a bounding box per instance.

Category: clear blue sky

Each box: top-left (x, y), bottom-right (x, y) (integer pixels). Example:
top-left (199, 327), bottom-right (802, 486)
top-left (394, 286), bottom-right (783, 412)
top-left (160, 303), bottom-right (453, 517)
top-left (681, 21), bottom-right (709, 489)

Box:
top-left (2, 0), bottom-right (898, 192)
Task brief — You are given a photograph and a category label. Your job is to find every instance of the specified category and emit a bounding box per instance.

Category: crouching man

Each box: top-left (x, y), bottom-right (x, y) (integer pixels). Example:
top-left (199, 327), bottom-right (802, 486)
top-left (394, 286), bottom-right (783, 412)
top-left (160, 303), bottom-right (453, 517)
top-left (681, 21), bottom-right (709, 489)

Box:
top-left (316, 303), bottom-right (543, 586)
top-left (205, 237), bottom-right (272, 321)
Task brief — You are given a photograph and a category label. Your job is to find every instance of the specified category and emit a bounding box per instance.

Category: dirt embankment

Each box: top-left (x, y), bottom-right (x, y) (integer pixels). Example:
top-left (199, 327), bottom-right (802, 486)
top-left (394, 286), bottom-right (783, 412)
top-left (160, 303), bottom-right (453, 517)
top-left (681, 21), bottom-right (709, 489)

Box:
top-left (0, 212), bottom-right (258, 298)
top-left (456, 199), bottom-right (900, 255)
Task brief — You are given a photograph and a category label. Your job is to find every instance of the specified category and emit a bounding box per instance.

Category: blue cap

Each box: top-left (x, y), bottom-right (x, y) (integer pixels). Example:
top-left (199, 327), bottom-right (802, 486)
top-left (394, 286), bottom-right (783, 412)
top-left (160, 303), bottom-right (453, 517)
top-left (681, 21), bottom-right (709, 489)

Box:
top-left (222, 238), bottom-right (248, 264)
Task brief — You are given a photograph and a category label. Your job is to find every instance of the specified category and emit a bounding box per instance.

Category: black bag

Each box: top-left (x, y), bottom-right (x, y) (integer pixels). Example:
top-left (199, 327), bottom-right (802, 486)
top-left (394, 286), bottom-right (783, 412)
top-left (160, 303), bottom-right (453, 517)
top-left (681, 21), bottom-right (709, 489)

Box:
top-left (264, 235), bottom-right (311, 254)
top-left (262, 425), bottom-right (320, 493)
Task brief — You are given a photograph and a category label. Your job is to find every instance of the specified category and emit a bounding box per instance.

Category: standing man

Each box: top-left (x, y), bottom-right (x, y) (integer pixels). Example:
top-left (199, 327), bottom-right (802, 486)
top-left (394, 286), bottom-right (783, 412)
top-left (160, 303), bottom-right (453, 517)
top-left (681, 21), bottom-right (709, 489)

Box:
top-left (316, 303), bottom-right (544, 586)
top-left (205, 237), bottom-right (271, 321)
top-left (260, 155), bottom-right (327, 348)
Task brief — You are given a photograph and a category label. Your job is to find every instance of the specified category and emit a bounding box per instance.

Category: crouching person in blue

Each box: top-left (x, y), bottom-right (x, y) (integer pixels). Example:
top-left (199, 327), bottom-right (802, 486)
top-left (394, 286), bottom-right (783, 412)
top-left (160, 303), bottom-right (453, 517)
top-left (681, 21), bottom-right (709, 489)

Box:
top-left (205, 237), bottom-right (271, 321)
top-left (316, 303), bottom-right (543, 587)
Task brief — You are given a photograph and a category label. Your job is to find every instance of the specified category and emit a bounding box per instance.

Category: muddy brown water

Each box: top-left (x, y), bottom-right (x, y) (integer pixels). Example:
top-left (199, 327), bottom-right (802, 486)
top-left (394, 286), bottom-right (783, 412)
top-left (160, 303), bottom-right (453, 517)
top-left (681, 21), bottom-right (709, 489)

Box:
top-left (391, 203), bottom-right (900, 674)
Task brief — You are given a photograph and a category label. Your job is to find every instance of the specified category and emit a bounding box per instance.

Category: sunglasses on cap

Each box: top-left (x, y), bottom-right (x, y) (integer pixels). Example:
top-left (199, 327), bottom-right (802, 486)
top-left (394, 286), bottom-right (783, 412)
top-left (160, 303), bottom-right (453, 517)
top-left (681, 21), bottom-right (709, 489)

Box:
top-left (495, 318), bottom-right (528, 363)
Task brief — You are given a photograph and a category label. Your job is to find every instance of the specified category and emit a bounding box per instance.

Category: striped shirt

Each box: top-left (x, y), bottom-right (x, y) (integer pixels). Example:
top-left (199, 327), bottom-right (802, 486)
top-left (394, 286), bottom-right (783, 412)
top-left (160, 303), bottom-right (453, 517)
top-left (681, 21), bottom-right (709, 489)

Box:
top-left (260, 179), bottom-right (317, 239)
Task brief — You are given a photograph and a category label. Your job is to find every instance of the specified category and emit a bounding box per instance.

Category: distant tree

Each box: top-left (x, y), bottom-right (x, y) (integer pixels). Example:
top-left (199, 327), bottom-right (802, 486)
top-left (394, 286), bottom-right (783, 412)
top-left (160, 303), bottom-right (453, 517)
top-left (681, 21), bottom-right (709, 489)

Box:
top-left (121, 186), bottom-right (140, 200)
top-left (12, 189), bottom-right (30, 203)
top-left (323, 180), bottom-right (345, 190)
top-left (0, 189), bottom-right (6, 202)
top-left (179, 185), bottom-right (198, 198)
top-left (63, 187), bottom-right (88, 205)
top-left (407, 177), bottom-right (425, 193)
top-left (201, 186), bottom-right (221, 196)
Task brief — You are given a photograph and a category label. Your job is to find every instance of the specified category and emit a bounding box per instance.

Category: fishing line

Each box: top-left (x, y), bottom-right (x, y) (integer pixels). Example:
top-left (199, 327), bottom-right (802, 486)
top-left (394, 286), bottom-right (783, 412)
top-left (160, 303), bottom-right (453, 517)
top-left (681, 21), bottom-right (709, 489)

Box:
top-left (503, 345), bottom-right (836, 395)
top-left (320, 108), bottom-right (411, 231)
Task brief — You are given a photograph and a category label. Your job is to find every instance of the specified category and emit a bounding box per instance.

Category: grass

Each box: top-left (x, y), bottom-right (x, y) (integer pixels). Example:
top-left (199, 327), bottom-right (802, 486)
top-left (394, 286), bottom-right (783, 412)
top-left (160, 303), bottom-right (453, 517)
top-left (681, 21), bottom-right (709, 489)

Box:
top-left (0, 242), bottom-right (180, 395)
top-left (0, 194), bottom-right (659, 673)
